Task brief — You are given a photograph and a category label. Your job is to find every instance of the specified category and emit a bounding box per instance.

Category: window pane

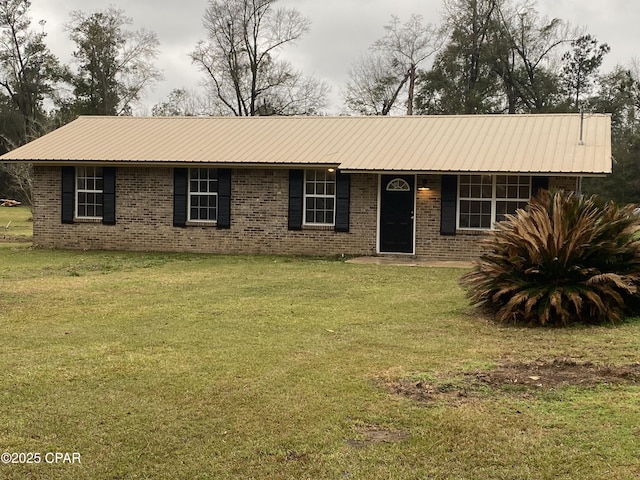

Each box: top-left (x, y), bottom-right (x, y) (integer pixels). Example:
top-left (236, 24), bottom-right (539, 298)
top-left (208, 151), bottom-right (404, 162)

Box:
top-left (326, 183), bottom-right (335, 196)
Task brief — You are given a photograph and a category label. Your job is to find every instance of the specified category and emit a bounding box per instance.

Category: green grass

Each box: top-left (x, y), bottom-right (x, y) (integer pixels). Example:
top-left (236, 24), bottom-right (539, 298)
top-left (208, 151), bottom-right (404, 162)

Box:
top-left (1, 244), bottom-right (639, 479)
top-left (0, 206), bottom-right (32, 240)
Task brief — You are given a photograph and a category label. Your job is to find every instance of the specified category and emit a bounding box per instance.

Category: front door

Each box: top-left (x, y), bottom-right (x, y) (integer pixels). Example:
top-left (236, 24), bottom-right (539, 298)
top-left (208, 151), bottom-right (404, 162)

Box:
top-left (379, 175), bottom-right (415, 254)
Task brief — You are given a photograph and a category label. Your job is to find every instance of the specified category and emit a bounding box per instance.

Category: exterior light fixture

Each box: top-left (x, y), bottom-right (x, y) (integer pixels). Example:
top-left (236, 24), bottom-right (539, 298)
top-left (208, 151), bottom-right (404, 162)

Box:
top-left (418, 179), bottom-right (430, 191)
top-left (327, 168), bottom-right (336, 173)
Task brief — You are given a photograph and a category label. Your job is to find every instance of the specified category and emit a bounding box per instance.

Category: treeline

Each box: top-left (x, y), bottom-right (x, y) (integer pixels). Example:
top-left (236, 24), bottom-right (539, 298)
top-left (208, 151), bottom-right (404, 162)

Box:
top-left (0, 0), bottom-right (638, 203)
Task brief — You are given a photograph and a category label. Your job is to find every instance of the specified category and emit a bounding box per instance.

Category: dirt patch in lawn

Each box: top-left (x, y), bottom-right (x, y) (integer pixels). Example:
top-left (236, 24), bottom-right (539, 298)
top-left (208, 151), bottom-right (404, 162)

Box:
top-left (345, 424), bottom-right (411, 449)
top-left (382, 358), bottom-right (640, 404)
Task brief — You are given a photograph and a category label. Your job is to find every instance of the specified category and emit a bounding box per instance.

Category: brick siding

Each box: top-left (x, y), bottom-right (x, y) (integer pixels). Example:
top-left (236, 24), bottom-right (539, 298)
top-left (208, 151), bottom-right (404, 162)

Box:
top-left (32, 166), bottom-right (578, 260)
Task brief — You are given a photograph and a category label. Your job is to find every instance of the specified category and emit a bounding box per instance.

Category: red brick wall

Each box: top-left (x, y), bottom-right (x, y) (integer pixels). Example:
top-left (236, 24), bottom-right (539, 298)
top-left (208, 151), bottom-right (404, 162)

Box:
top-left (32, 166), bottom-right (578, 260)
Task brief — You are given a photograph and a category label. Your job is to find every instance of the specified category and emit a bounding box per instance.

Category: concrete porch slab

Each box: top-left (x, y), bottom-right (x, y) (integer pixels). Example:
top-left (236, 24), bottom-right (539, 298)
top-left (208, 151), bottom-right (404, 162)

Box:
top-left (346, 256), bottom-right (473, 268)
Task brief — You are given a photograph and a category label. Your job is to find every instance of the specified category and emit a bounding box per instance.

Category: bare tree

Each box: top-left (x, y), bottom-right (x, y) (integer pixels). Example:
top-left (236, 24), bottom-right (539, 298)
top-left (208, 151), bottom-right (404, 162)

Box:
top-left (494, 0), bottom-right (574, 112)
top-left (344, 14), bottom-right (441, 115)
top-left (191, 0), bottom-right (328, 116)
top-left (375, 14), bottom-right (442, 115)
top-left (152, 88), bottom-right (205, 116)
top-left (343, 53), bottom-right (402, 115)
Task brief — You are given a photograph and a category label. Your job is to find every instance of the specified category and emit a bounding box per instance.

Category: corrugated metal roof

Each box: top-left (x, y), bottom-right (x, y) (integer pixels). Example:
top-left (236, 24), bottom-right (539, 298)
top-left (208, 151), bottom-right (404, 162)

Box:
top-left (0, 114), bottom-right (612, 174)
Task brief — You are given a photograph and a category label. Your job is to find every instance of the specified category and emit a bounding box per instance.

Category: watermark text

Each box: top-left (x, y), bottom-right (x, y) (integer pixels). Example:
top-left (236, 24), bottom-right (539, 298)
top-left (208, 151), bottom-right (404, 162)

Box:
top-left (1, 452), bottom-right (81, 465)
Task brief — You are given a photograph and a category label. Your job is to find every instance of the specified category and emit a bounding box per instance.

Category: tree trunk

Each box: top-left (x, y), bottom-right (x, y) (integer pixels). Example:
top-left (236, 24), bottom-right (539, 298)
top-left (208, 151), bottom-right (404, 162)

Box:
top-left (407, 64), bottom-right (416, 115)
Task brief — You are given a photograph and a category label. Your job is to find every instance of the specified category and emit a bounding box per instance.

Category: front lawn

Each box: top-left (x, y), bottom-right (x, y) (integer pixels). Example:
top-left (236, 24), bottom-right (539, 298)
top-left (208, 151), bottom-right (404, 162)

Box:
top-left (1, 244), bottom-right (639, 479)
top-left (0, 206), bottom-right (32, 241)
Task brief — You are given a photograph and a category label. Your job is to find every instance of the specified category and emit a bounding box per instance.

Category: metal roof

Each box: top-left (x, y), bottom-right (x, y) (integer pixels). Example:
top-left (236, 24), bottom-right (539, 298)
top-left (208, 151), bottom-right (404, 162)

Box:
top-left (0, 114), bottom-right (612, 174)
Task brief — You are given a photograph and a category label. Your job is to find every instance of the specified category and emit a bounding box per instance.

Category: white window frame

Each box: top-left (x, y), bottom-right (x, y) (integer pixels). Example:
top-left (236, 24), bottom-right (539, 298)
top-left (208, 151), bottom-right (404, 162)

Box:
top-left (76, 166), bottom-right (104, 219)
top-left (303, 169), bottom-right (336, 226)
top-left (457, 175), bottom-right (531, 230)
top-left (188, 168), bottom-right (218, 223)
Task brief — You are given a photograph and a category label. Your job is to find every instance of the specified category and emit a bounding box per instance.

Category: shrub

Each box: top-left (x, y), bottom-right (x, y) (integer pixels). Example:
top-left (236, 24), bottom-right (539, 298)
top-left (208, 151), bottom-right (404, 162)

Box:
top-left (460, 191), bottom-right (640, 326)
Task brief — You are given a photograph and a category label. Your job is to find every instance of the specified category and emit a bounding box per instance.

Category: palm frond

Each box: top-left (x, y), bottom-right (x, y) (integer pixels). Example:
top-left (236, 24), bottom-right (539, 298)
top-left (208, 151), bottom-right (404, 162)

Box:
top-left (460, 191), bottom-right (640, 326)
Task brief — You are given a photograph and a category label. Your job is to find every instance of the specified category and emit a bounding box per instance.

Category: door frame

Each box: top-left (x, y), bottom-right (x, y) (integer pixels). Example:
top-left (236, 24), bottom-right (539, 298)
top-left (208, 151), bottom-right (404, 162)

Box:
top-left (377, 174), bottom-right (417, 255)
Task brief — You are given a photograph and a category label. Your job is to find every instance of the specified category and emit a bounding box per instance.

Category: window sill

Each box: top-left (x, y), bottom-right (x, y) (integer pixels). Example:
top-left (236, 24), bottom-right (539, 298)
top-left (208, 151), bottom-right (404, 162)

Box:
top-left (186, 221), bottom-right (218, 227)
top-left (74, 217), bottom-right (102, 224)
top-left (456, 229), bottom-right (490, 236)
top-left (302, 224), bottom-right (335, 231)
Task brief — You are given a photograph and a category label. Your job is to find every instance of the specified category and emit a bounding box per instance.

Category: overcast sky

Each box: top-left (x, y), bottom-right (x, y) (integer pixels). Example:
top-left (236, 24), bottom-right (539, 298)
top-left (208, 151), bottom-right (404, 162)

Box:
top-left (29, 0), bottom-right (639, 115)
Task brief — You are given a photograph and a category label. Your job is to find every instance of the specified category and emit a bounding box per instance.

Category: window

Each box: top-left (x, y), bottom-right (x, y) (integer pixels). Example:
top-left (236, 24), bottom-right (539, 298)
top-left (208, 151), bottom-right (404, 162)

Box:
top-left (189, 168), bottom-right (218, 222)
top-left (386, 178), bottom-right (411, 191)
top-left (76, 167), bottom-right (103, 219)
top-left (304, 169), bottom-right (336, 225)
top-left (458, 175), bottom-right (531, 229)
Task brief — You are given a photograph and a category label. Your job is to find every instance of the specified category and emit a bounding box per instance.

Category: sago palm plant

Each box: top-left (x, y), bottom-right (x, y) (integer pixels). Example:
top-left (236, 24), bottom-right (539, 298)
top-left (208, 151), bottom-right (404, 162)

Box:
top-left (460, 191), bottom-right (640, 326)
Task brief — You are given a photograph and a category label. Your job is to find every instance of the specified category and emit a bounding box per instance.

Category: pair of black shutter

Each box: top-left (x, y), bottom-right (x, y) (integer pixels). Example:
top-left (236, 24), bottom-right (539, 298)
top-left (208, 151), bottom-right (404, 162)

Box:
top-left (173, 168), bottom-right (232, 228)
top-left (439, 175), bottom-right (549, 235)
top-left (288, 170), bottom-right (350, 232)
top-left (175, 169), bottom-right (350, 231)
top-left (61, 166), bottom-right (116, 225)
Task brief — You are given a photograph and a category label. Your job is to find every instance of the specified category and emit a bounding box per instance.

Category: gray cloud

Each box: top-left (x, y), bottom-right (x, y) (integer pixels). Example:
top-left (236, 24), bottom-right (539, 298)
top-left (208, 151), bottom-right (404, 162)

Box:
top-left (30, 0), bottom-right (638, 114)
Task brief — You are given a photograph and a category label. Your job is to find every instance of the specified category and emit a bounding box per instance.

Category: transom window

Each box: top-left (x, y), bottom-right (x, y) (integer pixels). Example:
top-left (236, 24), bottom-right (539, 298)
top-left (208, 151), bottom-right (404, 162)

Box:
top-left (458, 175), bottom-right (531, 229)
top-left (76, 166), bottom-right (103, 219)
top-left (189, 168), bottom-right (218, 222)
top-left (386, 178), bottom-right (411, 191)
top-left (304, 169), bottom-right (336, 225)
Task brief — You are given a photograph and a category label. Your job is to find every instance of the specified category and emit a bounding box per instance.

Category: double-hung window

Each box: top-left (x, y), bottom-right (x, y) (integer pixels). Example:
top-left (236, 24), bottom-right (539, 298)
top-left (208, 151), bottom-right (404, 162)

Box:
top-left (189, 168), bottom-right (218, 222)
top-left (76, 167), bottom-right (104, 219)
top-left (304, 169), bottom-right (336, 225)
top-left (458, 175), bottom-right (531, 229)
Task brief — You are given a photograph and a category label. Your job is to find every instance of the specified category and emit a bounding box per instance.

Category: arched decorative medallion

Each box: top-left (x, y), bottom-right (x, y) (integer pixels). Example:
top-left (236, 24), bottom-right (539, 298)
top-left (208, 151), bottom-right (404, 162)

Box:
top-left (386, 178), bottom-right (411, 192)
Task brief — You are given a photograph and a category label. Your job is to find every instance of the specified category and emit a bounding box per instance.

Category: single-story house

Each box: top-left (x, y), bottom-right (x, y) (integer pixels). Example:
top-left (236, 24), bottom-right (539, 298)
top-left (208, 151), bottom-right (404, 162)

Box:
top-left (0, 113), bottom-right (611, 260)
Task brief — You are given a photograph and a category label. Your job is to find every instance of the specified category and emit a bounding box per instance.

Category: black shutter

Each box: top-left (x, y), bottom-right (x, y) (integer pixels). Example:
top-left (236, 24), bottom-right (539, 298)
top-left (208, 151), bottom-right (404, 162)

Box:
top-left (102, 167), bottom-right (116, 225)
top-left (440, 175), bottom-right (458, 236)
top-left (288, 169), bottom-right (304, 230)
top-left (531, 176), bottom-right (549, 198)
top-left (217, 168), bottom-right (231, 229)
top-left (335, 171), bottom-right (350, 232)
top-left (61, 166), bottom-right (75, 224)
top-left (173, 168), bottom-right (188, 227)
